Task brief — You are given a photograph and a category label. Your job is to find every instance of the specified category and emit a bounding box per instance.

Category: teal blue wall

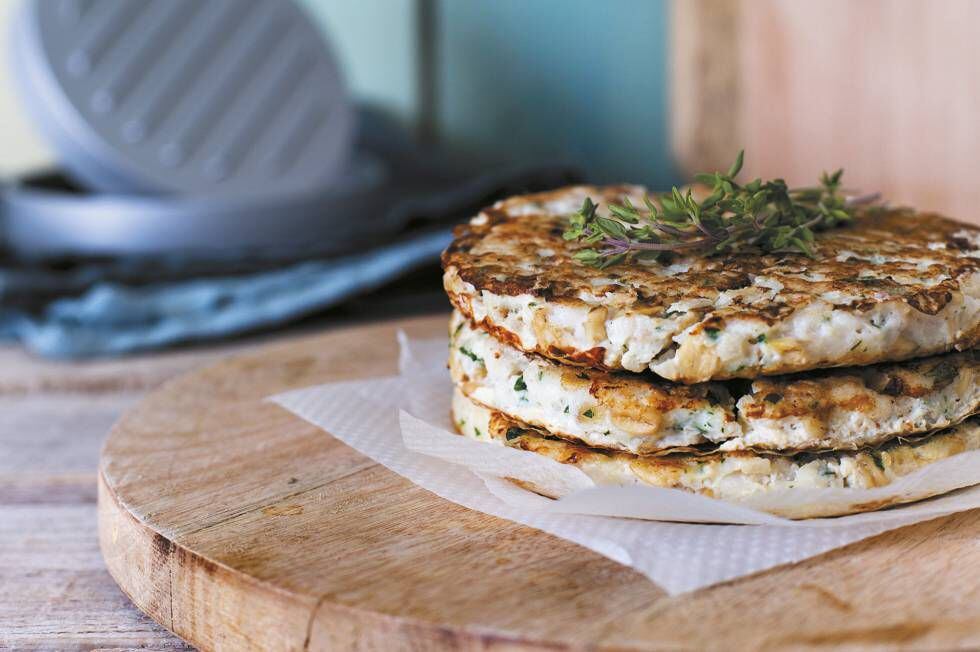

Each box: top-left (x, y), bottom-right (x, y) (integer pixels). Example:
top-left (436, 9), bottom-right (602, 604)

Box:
top-left (300, 0), bottom-right (420, 128)
top-left (302, 0), bottom-right (675, 188)
top-left (436, 1), bottom-right (673, 187)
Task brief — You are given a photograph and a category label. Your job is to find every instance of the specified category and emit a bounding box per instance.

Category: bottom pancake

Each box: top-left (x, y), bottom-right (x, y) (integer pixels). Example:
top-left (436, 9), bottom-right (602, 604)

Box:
top-left (451, 387), bottom-right (980, 519)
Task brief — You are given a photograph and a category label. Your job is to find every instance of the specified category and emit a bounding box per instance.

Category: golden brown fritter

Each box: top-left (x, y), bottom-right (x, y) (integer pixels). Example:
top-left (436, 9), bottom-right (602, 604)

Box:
top-left (444, 185), bottom-right (980, 382)
top-left (451, 311), bottom-right (980, 453)
top-left (452, 387), bottom-right (980, 519)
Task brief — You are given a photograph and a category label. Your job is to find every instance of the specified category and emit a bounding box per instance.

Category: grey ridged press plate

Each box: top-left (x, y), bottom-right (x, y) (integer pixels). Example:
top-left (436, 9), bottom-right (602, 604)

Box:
top-left (12, 0), bottom-right (353, 196)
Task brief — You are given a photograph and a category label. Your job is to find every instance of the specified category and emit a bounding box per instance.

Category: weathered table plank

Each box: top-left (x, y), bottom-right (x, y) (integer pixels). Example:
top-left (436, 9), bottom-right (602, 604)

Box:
top-left (0, 270), bottom-right (448, 649)
top-left (0, 343), bottom-right (240, 650)
top-left (0, 503), bottom-right (193, 650)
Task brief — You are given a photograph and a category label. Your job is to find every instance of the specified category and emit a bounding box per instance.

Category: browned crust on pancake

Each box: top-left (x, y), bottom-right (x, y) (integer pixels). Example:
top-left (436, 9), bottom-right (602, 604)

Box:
top-left (475, 395), bottom-right (977, 470)
top-left (443, 187), bottom-right (980, 313)
top-left (467, 403), bottom-right (980, 516)
top-left (741, 350), bottom-right (980, 421)
top-left (443, 185), bottom-right (980, 378)
top-left (477, 316), bottom-right (524, 350)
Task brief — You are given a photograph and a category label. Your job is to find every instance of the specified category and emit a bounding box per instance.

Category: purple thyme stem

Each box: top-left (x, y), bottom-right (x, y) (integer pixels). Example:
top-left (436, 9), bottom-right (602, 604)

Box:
top-left (693, 219), bottom-right (715, 238)
top-left (599, 241), bottom-right (631, 255)
top-left (648, 223), bottom-right (689, 237)
top-left (601, 236), bottom-right (710, 252)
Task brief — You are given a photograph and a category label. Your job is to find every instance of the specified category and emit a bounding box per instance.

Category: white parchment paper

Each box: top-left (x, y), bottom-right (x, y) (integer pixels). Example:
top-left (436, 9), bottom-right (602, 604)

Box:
top-left (270, 334), bottom-right (980, 594)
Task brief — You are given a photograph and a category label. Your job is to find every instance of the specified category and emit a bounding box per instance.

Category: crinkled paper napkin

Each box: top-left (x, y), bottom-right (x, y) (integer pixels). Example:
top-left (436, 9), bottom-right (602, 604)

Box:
top-left (270, 333), bottom-right (980, 594)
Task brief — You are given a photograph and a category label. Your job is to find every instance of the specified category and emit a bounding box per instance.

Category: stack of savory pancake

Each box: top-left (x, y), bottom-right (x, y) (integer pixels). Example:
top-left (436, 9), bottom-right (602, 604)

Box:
top-left (442, 186), bottom-right (980, 518)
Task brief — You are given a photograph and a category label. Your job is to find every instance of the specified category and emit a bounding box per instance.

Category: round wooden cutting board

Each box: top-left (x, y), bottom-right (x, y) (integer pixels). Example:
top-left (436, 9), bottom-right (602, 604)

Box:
top-left (99, 313), bottom-right (980, 651)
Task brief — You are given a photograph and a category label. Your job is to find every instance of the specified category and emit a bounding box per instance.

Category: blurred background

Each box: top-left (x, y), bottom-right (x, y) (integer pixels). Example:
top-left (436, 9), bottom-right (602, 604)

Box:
top-left (0, 0), bottom-right (673, 183)
top-left (0, 0), bottom-right (978, 359)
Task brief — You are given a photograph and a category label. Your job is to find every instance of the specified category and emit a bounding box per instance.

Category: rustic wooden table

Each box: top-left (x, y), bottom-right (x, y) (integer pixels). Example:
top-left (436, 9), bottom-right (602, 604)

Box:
top-left (0, 284), bottom-right (443, 650)
top-left (0, 271), bottom-right (447, 649)
top-left (0, 338), bottom-right (250, 649)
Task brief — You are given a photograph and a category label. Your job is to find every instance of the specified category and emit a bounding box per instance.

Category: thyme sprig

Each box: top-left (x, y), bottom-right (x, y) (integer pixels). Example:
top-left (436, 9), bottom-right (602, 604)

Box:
top-left (563, 151), bottom-right (880, 268)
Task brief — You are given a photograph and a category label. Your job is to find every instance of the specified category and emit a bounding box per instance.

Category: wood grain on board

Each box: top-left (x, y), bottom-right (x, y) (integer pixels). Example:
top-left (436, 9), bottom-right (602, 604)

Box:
top-left (98, 314), bottom-right (980, 651)
top-left (671, 0), bottom-right (980, 224)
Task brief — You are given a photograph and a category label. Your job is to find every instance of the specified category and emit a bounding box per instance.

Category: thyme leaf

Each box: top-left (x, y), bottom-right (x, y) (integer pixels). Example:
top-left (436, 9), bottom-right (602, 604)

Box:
top-left (563, 150), bottom-right (880, 268)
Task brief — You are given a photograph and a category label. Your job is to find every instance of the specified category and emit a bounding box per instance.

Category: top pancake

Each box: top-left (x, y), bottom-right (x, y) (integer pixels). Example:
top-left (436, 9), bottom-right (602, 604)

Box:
top-left (443, 185), bottom-right (980, 383)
